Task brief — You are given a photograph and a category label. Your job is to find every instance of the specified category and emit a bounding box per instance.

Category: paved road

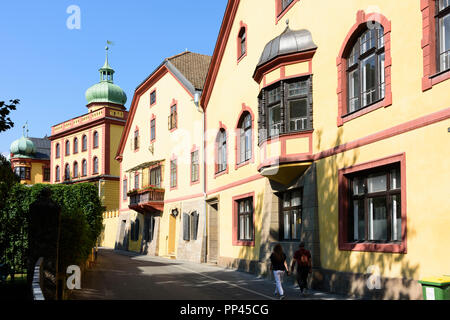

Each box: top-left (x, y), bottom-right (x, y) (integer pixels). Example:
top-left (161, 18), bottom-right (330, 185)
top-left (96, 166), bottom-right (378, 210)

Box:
top-left (70, 248), bottom-right (352, 300)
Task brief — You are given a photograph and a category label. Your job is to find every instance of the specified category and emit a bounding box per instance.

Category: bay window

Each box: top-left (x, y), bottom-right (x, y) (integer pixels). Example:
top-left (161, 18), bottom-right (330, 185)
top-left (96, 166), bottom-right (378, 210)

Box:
top-left (258, 76), bottom-right (312, 143)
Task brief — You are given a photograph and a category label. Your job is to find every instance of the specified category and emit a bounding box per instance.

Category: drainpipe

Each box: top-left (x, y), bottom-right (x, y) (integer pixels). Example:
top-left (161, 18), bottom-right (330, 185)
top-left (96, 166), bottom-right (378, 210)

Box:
top-left (194, 92), bottom-right (208, 263)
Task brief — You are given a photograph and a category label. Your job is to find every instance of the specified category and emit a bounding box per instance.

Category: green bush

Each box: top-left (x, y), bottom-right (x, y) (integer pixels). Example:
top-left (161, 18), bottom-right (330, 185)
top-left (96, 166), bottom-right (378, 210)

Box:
top-left (0, 181), bottom-right (104, 278)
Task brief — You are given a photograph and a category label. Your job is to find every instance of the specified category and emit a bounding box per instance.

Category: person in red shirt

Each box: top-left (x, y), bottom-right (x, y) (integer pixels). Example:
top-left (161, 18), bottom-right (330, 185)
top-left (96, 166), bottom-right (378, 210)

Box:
top-left (291, 242), bottom-right (312, 294)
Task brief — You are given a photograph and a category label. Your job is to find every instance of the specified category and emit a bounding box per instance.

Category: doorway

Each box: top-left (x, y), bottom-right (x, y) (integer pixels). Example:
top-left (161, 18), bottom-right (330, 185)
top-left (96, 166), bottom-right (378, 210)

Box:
top-left (207, 202), bottom-right (219, 264)
top-left (168, 213), bottom-right (176, 255)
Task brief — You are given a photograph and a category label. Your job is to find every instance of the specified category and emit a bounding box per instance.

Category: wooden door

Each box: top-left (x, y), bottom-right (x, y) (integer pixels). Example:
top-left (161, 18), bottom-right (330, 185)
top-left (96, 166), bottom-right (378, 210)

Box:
top-left (168, 214), bottom-right (176, 255)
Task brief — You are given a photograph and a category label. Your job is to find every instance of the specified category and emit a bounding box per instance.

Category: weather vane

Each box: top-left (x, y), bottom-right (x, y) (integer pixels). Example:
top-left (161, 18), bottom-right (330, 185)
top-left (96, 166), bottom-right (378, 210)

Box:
top-left (22, 121), bottom-right (29, 137)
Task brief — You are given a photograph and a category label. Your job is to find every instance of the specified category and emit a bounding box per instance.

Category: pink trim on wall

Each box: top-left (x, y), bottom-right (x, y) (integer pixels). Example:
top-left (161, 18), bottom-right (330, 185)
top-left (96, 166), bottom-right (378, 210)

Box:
top-left (207, 174), bottom-right (264, 196)
top-left (338, 153), bottom-right (407, 253)
top-left (336, 10), bottom-right (392, 127)
top-left (232, 192), bottom-right (256, 247)
top-left (164, 193), bottom-right (204, 204)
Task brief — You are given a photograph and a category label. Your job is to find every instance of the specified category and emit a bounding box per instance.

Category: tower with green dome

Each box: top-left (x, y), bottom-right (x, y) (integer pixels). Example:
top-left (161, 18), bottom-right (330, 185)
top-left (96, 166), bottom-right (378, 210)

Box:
top-left (85, 46), bottom-right (127, 112)
top-left (10, 122), bottom-right (51, 184)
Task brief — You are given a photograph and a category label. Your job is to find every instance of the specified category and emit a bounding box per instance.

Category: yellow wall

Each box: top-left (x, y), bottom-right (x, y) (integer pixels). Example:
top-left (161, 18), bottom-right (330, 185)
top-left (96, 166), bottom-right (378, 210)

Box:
top-left (120, 67), bottom-right (205, 257)
top-left (204, 0), bottom-right (450, 282)
top-left (100, 210), bottom-right (120, 248)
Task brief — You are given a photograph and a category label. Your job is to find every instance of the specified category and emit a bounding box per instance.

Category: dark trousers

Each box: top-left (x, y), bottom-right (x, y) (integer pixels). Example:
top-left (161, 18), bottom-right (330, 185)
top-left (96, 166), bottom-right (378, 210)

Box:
top-left (296, 267), bottom-right (310, 291)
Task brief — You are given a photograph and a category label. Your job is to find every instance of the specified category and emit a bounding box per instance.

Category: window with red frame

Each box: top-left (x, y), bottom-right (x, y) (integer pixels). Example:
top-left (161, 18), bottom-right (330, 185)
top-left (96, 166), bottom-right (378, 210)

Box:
top-left (123, 179), bottom-right (127, 200)
top-left (238, 112), bottom-right (252, 164)
top-left (216, 129), bottom-right (227, 173)
top-left (56, 143), bottom-right (60, 158)
top-left (169, 105), bottom-right (177, 130)
top-left (55, 166), bottom-right (60, 182)
top-left (82, 159), bottom-right (87, 176)
top-left (82, 135), bottom-right (87, 151)
top-left (73, 137), bottom-right (78, 154)
top-left (150, 90), bottom-right (156, 106)
top-left (93, 157), bottom-right (99, 174)
top-left (65, 140), bottom-right (70, 156)
top-left (345, 164), bottom-right (401, 243)
top-left (237, 197), bottom-right (253, 241)
top-left (438, 0), bottom-right (450, 72)
top-left (346, 24), bottom-right (385, 114)
top-left (73, 161), bottom-right (78, 178)
top-left (238, 27), bottom-right (246, 58)
top-left (150, 118), bottom-right (156, 141)
top-left (134, 130), bottom-right (139, 150)
top-left (93, 131), bottom-right (99, 148)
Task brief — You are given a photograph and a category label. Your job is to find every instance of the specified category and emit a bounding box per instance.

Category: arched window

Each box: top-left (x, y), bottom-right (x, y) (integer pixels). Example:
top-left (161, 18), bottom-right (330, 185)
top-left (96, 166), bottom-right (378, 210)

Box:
top-left (82, 159), bottom-right (87, 176)
top-left (346, 24), bottom-right (385, 113)
top-left (73, 161), bottom-right (78, 178)
top-left (134, 129), bottom-right (139, 151)
top-left (73, 137), bottom-right (78, 154)
top-left (238, 112), bottom-right (252, 164)
top-left (216, 129), bottom-right (227, 174)
top-left (93, 156), bottom-right (99, 174)
top-left (82, 135), bottom-right (87, 151)
top-left (55, 165), bottom-right (60, 181)
top-left (238, 25), bottom-right (247, 59)
top-left (64, 163), bottom-right (70, 181)
top-left (56, 143), bottom-right (60, 158)
top-left (93, 131), bottom-right (99, 149)
top-left (65, 140), bottom-right (70, 156)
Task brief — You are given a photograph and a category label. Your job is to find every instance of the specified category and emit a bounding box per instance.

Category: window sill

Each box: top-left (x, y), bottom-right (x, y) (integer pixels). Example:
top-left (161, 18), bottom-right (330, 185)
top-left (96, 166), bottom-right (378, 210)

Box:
top-left (190, 179), bottom-right (200, 186)
top-left (214, 168), bottom-right (229, 179)
top-left (339, 241), bottom-right (406, 253)
top-left (258, 129), bottom-right (314, 147)
top-left (235, 158), bottom-right (253, 170)
top-left (237, 52), bottom-right (247, 64)
top-left (429, 68), bottom-right (450, 87)
top-left (233, 240), bottom-right (255, 247)
top-left (339, 98), bottom-right (390, 127)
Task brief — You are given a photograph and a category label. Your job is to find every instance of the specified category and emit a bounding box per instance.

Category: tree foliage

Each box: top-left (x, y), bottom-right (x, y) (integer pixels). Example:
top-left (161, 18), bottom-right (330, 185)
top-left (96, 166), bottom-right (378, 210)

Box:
top-left (0, 181), bottom-right (104, 278)
top-left (0, 99), bottom-right (19, 132)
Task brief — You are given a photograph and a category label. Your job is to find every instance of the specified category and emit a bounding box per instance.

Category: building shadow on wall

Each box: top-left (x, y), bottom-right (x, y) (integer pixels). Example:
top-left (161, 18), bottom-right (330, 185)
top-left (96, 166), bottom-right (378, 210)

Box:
top-left (312, 127), bottom-right (420, 300)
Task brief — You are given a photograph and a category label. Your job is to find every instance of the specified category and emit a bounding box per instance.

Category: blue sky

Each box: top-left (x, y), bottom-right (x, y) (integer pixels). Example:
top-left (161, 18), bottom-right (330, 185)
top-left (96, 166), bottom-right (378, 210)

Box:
top-left (0, 0), bottom-right (227, 158)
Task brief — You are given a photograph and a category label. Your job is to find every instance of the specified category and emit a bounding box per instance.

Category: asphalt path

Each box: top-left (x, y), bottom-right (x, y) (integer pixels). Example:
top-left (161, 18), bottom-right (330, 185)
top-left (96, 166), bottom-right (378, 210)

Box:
top-left (70, 248), bottom-right (352, 300)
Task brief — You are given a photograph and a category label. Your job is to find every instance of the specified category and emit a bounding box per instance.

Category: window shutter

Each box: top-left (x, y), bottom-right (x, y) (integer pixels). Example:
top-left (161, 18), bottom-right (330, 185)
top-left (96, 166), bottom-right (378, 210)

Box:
top-left (183, 213), bottom-right (190, 241)
top-left (191, 211), bottom-right (199, 240)
top-left (150, 216), bottom-right (155, 242)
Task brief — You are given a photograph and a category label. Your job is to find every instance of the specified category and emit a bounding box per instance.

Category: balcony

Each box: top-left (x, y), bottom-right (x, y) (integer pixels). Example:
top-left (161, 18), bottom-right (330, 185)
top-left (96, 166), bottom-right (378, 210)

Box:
top-left (128, 187), bottom-right (165, 213)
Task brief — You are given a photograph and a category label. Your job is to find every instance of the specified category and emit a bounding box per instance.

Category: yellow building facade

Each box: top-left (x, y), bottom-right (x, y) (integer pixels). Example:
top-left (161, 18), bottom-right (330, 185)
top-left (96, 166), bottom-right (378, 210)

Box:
top-left (197, 0), bottom-right (450, 299)
top-left (9, 130), bottom-right (51, 185)
top-left (115, 52), bottom-right (211, 261)
top-left (49, 50), bottom-right (128, 248)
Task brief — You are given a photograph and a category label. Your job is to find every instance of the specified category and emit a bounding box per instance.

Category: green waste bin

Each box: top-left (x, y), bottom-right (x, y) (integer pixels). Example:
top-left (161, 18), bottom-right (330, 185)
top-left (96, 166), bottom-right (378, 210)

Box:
top-left (418, 276), bottom-right (450, 300)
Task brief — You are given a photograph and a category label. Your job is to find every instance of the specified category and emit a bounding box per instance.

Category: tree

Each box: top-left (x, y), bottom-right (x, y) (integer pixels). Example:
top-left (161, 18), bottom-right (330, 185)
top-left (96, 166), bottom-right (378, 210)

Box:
top-left (0, 99), bottom-right (20, 132)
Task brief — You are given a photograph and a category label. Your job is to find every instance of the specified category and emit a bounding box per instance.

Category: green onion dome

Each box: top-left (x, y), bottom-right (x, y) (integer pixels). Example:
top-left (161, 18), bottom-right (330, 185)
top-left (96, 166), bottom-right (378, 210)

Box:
top-left (10, 136), bottom-right (36, 158)
top-left (85, 48), bottom-right (127, 106)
